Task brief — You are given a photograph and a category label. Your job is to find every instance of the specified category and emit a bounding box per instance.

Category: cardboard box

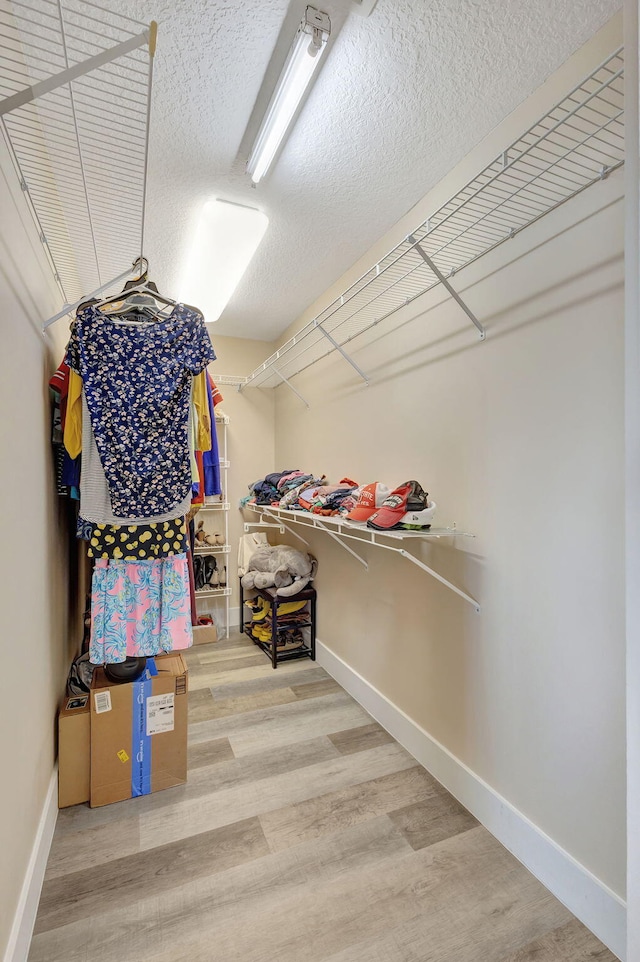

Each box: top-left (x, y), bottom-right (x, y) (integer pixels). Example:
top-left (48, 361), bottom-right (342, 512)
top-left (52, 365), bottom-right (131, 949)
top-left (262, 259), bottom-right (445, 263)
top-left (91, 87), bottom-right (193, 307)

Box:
top-left (90, 653), bottom-right (188, 808)
top-left (58, 694), bottom-right (91, 808)
top-left (192, 623), bottom-right (218, 645)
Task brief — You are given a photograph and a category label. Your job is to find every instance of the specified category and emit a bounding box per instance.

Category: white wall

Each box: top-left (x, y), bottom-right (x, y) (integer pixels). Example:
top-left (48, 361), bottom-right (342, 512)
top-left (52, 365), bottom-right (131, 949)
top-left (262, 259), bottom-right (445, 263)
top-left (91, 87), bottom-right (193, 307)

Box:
top-left (265, 12), bottom-right (626, 947)
top-left (0, 138), bottom-right (72, 960)
top-left (624, 0), bottom-right (640, 958)
top-left (202, 336), bottom-right (275, 628)
top-left (274, 175), bottom-right (625, 889)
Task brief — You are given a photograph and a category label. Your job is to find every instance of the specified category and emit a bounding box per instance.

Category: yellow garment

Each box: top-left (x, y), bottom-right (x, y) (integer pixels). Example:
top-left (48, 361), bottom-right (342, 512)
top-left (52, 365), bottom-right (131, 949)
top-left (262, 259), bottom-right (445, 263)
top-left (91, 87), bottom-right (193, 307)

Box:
top-left (189, 390), bottom-right (199, 483)
top-left (193, 371), bottom-right (212, 452)
top-left (63, 370), bottom-right (83, 458)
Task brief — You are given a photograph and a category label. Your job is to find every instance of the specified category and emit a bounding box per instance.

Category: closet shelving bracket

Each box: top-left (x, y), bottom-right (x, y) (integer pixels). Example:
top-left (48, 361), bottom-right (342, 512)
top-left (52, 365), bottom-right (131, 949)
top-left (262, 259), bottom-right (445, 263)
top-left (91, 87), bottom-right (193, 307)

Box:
top-left (261, 507), bottom-right (366, 567)
top-left (312, 320), bottom-right (370, 382)
top-left (408, 236), bottom-right (485, 340)
top-left (243, 504), bottom-right (479, 610)
top-left (245, 509), bottom-right (311, 548)
top-left (272, 368), bottom-right (310, 408)
top-left (244, 515), bottom-right (286, 536)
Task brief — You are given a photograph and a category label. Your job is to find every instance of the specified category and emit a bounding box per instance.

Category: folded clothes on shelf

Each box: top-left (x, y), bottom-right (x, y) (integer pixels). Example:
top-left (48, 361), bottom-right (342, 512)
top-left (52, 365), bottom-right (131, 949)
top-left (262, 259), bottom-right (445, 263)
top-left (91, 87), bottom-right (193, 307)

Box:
top-left (241, 472), bottom-right (436, 527)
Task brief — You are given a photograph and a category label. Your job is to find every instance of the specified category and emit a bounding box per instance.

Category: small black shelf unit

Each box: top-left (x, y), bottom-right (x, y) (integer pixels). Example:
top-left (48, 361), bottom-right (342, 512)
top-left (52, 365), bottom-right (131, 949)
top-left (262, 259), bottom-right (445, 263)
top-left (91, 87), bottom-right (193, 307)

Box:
top-left (239, 582), bottom-right (316, 669)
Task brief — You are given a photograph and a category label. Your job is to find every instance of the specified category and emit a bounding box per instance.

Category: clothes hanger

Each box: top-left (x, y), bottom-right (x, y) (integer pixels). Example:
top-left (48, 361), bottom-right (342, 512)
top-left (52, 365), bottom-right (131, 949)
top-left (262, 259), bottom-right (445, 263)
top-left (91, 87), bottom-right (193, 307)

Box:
top-left (83, 258), bottom-right (204, 321)
top-left (92, 257), bottom-right (177, 317)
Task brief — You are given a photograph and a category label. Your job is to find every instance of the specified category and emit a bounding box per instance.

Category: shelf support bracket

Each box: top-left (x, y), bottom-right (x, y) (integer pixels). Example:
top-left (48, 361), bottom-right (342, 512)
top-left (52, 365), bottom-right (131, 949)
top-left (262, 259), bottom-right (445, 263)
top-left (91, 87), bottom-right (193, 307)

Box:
top-left (367, 536), bottom-right (479, 610)
top-left (272, 368), bottom-right (310, 408)
top-left (399, 548), bottom-right (480, 611)
top-left (321, 528), bottom-right (369, 569)
top-left (262, 510), bottom-right (310, 546)
top-left (409, 235), bottom-right (486, 340)
top-left (0, 30), bottom-right (151, 116)
top-left (313, 321), bottom-right (370, 383)
top-left (243, 517), bottom-right (285, 535)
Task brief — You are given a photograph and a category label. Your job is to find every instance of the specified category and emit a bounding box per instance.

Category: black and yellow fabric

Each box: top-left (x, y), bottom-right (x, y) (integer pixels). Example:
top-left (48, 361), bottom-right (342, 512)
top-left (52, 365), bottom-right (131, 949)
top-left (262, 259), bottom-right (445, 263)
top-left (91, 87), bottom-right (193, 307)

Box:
top-left (244, 596), bottom-right (307, 622)
top-left (87, 517), bottom-right (188, 560)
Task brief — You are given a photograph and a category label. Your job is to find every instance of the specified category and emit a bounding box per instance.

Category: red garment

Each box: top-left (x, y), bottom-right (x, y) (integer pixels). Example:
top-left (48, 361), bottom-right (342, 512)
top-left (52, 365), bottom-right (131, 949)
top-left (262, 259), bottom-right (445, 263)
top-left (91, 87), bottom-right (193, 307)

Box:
top-left (208, 374), bottom-right (224, 407)
top-left (186, 544), bottom-right (198, 626)
top-left (192, 450), bottom-right (205, 504)
top-left (49, 361), bottom-right (70, 427)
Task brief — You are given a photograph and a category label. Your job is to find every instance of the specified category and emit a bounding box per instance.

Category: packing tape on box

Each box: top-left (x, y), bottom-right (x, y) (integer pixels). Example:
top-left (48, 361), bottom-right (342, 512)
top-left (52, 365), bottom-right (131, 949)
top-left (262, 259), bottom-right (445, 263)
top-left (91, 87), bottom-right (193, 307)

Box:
top-left (131, 658), bottom-right (157, 797)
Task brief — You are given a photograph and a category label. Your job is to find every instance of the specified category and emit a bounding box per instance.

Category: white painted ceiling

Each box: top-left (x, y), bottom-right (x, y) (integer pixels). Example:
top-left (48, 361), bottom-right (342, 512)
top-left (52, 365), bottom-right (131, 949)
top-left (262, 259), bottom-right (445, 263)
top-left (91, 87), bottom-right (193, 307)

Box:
top-left (82, 0), bottom-right (620, 340)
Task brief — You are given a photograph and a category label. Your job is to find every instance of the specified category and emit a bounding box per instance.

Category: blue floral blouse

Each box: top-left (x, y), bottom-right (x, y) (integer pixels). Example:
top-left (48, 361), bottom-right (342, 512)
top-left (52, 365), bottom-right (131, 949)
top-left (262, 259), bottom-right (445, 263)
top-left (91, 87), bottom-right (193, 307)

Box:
top-left (65, 303), bottom-right (216, 518)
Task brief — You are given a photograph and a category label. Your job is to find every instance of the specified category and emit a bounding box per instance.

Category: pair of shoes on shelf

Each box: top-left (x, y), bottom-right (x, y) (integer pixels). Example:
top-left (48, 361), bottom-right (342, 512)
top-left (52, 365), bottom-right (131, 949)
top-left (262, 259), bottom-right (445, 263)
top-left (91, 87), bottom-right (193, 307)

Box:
top-left (195, 519), bottom-right (217, 547)
top-left (195, 519), bottom-right (227, 547)
top-left (195, 556), bottom-right (219, 590)
top-left (276, 628), bottom-right (305, 652)
top-left (208, 563), bottom-right (227, 589)
top-left (253, 627), bottom-right (305, 650)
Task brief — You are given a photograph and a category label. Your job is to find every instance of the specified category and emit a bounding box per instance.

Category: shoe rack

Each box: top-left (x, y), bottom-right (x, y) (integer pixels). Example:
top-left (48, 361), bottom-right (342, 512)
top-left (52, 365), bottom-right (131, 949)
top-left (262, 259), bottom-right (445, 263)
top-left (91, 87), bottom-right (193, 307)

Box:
top-left (193, 414), bottom-right (231, 639)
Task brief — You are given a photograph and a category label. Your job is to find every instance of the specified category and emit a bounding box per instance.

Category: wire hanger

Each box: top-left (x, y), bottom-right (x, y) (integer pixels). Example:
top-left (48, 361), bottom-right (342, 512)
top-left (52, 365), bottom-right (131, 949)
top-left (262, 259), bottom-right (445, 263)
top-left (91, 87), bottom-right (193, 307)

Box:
top-left (92, 256), bottom-right (176, 318)
top-left (85, 257), bottom-right (204, 321)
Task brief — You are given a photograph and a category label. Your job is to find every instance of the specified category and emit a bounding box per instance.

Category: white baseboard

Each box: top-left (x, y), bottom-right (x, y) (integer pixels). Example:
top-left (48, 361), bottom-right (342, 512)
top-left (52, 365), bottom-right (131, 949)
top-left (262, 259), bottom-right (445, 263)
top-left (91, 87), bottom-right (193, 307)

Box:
top-left (3, 766), bottom-right (58, 962)
top-left (316, 640), bottom-right (627, 961)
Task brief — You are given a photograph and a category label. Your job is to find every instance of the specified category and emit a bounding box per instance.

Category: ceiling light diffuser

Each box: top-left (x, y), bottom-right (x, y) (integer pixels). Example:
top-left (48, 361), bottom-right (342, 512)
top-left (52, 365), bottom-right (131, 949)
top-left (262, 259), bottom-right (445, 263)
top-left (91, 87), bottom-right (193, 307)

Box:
top-left (179, 199), bottom-right (268, 322)
top-left (247, 6), bottom-right (331, 184)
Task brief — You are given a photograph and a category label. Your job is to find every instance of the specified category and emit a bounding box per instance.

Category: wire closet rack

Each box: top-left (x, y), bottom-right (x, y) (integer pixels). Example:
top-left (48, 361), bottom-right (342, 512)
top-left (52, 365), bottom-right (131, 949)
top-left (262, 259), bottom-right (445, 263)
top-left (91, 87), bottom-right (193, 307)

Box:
top-left (0, 0), bottom-right (156, 315)
top-left (240, 46), bottom-right (624, 395)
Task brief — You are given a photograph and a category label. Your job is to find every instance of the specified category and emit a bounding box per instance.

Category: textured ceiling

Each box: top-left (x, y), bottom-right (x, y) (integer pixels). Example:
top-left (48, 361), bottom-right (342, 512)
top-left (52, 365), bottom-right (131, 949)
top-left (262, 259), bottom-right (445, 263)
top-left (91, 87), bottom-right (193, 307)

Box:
top-left (53, 0), bottom-right (622, 339)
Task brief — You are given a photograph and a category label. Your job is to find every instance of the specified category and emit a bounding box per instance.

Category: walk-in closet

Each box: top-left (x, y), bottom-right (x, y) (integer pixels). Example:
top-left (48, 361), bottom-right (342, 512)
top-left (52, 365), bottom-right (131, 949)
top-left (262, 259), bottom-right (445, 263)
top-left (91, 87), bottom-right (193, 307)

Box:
top-left (1, 0), bottom-right (638, 960)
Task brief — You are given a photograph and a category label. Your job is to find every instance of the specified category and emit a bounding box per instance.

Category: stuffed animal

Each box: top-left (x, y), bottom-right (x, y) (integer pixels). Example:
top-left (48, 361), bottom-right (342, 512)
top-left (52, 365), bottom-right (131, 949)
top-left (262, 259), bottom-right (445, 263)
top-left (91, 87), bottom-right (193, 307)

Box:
top-left (241, 544), bottom-right (317, 597)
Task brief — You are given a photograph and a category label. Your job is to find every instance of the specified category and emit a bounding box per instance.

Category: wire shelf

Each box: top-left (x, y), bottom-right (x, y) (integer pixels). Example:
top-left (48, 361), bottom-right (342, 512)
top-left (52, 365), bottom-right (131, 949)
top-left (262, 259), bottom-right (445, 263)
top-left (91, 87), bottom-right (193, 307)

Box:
top-left (243, 47), bottom-right (624, 390)
top-left (0, 0), bottom-right (153, 305)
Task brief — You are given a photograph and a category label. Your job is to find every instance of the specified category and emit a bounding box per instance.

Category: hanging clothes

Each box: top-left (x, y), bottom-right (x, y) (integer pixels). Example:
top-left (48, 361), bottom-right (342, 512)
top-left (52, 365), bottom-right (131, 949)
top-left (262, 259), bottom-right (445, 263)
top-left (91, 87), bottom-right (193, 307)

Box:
top-left (65, 303), bottom-right (216, 517)
top-left (79, 393), bottom-right (192, 525)
top-left (55, 286), bottom-right (219, 666)
top-left (89, 555), bottom-right (192, 664)
top-left (87, 517), bottom-right (188, 561)
top-left (202, 373), bottom-right (221, 496)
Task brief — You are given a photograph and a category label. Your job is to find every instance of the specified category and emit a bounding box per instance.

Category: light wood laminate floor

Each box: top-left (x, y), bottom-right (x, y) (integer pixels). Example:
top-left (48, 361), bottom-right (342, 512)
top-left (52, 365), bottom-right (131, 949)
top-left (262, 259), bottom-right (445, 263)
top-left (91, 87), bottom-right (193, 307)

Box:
top-left (29, 632), bottom-right (617, 962)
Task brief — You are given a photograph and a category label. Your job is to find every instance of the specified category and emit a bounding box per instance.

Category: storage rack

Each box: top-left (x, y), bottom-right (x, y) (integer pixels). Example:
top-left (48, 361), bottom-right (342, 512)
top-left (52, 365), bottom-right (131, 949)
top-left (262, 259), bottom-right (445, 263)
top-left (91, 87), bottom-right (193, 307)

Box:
top-left (240, 584), bottom-right (317, 669)
top-left (0, 0), bottom-right (157, 321)
top-left (193, 414), bottom-right (232, 638)
top-left (243, 503), bottom-right (479, 611)
top-left (232, 47), bottom-right (624, 401)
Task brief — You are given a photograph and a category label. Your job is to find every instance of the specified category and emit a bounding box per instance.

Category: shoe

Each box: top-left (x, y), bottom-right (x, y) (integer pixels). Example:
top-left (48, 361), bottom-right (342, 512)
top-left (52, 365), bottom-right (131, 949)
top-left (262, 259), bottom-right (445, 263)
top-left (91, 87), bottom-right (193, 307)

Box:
top-left (209, 568), bottom-right (220, 588)
top-left (203, 556), bottom-right (217, 585)
top-left (277, 628), bottom-right (305, 651)
top-left (220, 565), bottom-right (227, 588)
top-left (195, 519), bottom-right (216, 546)
top-left (214, 532), bottom-right (225, 546)
top-left (193, 556), bottom-right (206, 590)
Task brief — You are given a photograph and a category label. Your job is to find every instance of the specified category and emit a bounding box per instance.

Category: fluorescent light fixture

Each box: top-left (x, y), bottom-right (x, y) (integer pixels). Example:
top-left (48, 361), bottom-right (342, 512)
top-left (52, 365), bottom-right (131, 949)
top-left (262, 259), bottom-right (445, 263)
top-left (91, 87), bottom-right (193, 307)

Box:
top-left (247, 6), bottom-right (331, 184)
top-left (179, 199), bottom-right (268, 322)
